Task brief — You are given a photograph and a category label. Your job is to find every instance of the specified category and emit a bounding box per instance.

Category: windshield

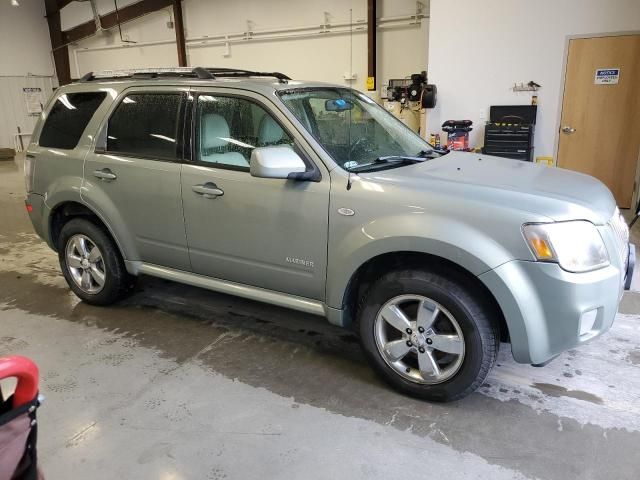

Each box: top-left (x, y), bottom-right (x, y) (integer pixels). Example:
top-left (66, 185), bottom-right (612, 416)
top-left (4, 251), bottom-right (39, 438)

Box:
top-left (278, 88), bottom-right (436, 172)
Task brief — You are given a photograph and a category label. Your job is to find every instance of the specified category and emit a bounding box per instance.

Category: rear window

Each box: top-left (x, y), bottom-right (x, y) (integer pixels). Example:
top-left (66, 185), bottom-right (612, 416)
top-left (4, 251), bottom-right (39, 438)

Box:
top-left (106, 93), bottom-right (182, 160)
top-left (39, 92), bottom-right (106, 149)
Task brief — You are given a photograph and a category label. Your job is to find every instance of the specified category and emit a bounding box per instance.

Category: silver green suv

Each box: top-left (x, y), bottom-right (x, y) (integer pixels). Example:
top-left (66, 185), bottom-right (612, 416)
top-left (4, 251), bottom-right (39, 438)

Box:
top-left (24, 67), bottom-right (634, 402)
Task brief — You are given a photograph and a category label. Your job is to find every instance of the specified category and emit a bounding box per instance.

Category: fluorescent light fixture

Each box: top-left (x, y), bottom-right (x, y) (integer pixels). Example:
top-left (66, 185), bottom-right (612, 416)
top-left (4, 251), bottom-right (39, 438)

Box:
top-left (11, 0), bottom-right (19, 7)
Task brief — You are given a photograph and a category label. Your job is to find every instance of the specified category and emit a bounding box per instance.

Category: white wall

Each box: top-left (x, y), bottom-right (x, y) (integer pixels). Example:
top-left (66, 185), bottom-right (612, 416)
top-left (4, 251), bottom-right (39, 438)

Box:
top-left (62, 0), bottom-right (428, 93)
top-left (0, 1), bottom-right (56, 148)
top-left (0, 0), bottom-right (54, 76)
top-left (427, 0), bottom-right (640, 159)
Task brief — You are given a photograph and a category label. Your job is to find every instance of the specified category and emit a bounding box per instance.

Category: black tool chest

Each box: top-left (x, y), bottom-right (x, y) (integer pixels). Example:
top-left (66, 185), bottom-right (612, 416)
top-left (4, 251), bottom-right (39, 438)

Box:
top-left (482, 105), bottom-right (537, 162)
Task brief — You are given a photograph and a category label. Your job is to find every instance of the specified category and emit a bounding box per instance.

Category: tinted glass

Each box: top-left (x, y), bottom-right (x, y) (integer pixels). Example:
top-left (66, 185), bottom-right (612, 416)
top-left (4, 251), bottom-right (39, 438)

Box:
top-left (39, 92), bottom-right (106, 149)
top-left (107, 93), bottom-right (182, 159)
top-left (195, 95), bottom-right (293, 169)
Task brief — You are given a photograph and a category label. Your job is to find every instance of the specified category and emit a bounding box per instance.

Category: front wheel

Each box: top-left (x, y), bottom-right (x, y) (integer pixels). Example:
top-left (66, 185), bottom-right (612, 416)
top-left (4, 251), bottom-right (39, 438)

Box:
top-left (357, 268), bottom-right (499, 402)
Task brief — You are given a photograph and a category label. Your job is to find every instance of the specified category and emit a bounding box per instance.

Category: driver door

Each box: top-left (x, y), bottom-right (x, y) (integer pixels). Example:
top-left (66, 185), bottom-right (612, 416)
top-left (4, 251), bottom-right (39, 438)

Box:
top-left (180, 89), bottom-right (330, 301)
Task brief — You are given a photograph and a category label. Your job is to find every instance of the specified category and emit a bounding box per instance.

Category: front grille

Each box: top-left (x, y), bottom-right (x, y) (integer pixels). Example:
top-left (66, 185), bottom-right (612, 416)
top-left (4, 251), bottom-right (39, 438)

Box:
top-left (609, 208), bottom-right (630, 270)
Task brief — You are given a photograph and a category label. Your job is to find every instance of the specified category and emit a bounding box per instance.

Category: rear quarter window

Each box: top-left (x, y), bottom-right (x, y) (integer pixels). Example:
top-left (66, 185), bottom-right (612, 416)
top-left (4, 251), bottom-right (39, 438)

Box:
top-left (39, 92), bottom-right (106, 149)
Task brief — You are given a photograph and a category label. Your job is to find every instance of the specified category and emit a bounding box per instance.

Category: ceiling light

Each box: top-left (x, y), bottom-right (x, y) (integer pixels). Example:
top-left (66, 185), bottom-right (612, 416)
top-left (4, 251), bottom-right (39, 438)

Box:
top-left (11, 0), bottom-right (20, 6)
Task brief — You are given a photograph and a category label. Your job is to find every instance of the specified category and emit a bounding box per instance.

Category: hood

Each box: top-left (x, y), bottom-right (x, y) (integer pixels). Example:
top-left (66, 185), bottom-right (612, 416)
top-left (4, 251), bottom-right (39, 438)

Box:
top-left (361, 152), bottom-right (617, 224)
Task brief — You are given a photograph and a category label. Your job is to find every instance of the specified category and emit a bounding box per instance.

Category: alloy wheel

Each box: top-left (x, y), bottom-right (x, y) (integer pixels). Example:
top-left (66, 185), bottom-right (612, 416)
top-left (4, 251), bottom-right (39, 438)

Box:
top-left (65, 234), bottom-right (106, 294)
top-left (374, 294), bottom-right (465, 384)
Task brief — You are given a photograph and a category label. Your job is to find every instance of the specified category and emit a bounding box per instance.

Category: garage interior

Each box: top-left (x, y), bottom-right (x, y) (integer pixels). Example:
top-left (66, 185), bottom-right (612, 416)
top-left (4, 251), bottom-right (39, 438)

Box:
top-left (1, 0), bottom-right (640, 479)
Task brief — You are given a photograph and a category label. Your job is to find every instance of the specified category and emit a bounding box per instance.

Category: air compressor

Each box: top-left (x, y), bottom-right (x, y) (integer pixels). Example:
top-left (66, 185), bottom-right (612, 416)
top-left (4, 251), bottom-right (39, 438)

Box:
top-left (383, 71), bottom-right (437, 135)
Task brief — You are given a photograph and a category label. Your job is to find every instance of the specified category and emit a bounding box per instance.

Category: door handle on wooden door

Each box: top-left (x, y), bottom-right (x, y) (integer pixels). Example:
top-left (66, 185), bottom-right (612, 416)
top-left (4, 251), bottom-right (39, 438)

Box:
top-left (561, 126), bottom-right (576, 134)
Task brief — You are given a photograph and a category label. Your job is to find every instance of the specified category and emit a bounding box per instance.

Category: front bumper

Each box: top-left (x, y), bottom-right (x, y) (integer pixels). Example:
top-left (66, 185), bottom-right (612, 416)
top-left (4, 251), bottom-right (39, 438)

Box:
top-left (479, 256), bottom-right (627, 365)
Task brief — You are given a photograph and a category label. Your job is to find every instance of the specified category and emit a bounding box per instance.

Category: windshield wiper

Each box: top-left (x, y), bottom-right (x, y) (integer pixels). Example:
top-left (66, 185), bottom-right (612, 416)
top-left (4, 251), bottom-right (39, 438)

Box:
top-left (418, 148), bottom-right (448, 158)
top-left (349, 155), bottom-right (427, 172)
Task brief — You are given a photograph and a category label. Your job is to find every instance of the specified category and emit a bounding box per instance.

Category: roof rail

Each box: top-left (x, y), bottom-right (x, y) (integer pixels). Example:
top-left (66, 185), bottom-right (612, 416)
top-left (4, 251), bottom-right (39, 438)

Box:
top-left (76, 67), bottom-right (290, 83)
top-left (77, 67), bottom-right (214, 82)
top-left (204, 68), bottom-right (291, 83)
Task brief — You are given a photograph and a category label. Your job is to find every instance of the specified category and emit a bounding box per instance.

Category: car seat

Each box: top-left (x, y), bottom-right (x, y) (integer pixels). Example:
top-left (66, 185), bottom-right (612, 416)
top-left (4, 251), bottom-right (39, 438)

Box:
top-left (258, 115), bottom-right (289, 147)
top-left (200, 113), bottom-right (249, 167)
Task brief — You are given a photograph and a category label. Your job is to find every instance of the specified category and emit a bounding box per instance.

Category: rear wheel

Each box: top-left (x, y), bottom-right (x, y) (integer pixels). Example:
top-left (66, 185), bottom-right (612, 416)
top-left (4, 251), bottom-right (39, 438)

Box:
top-left (58, 218), bottom-right (134, 305)
top-left (357, 268), bottom-right (499, 402)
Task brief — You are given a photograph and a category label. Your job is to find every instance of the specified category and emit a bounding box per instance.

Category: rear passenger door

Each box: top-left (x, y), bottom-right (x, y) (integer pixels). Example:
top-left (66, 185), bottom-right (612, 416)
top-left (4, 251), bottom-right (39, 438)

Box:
top-left (82, 87), bottom-right (190, 271)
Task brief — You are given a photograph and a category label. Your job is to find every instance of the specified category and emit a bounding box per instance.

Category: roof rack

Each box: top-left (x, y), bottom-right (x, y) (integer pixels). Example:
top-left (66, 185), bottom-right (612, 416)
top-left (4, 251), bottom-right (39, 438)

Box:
top-left (77, 67), bottom-right (290, 83)
top-left (204, 68), bottom-right (291, 82)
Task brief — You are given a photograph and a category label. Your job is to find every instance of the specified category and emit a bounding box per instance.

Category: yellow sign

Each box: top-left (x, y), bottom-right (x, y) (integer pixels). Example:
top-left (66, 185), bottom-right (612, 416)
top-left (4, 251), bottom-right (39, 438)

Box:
top-left (366, 76), bottom-right (375, 91)
top-left (536, 156), bottom-right (553, 166)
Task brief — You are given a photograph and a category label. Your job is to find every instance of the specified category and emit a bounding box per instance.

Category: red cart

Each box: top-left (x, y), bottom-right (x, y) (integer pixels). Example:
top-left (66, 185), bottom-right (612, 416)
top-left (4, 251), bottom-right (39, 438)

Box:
top-left (0, 356), bottom-right (42, 480)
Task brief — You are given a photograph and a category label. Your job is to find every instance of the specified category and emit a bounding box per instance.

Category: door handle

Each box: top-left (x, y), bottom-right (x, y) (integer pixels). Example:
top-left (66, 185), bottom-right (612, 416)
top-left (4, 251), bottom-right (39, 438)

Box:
top-left (561, 126), bottom-right (576, 134)
top-left (93, 168), bottom-right (117, 181)
top-left (192, 182), bottom-right (224, 199)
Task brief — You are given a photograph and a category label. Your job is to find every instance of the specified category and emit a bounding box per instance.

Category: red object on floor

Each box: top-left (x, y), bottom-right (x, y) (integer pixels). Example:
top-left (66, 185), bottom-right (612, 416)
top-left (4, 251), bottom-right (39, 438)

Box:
top-left (0, 356), bottom-right (39, 407)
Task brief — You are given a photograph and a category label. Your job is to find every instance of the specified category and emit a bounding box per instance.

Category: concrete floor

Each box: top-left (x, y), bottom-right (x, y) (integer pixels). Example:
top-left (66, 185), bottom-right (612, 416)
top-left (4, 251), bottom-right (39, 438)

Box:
top-left (2, 154), bottom-right (640, 479)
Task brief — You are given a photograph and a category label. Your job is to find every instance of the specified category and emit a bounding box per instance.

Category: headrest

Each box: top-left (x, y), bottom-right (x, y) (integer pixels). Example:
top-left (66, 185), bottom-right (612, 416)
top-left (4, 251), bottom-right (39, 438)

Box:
top-left (201, 113), bottom-right (230, 149)
top-left (258, 115), bottom-right (285, 145)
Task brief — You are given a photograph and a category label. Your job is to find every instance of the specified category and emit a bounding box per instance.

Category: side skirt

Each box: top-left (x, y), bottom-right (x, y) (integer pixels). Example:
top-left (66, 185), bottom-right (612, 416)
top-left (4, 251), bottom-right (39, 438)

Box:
top-left (125, 261), bottom-right (328, 318)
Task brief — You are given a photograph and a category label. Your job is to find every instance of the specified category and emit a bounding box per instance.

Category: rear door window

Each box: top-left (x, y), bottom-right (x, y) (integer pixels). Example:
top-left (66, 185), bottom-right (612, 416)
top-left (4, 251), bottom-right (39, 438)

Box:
top-left (39, 92), bottom-right (106, 149)
top-left (106, 93), bottom-right (183, 160)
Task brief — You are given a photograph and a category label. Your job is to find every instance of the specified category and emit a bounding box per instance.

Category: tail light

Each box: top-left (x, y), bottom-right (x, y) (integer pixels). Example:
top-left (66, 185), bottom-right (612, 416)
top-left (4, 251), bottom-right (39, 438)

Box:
top-left (24, 153), bottom-right (35, 193)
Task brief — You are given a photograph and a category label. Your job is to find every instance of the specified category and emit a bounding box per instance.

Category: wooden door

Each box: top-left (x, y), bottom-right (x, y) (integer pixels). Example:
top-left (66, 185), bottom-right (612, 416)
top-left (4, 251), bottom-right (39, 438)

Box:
top-left (557, 35), bottom-right (640, 208)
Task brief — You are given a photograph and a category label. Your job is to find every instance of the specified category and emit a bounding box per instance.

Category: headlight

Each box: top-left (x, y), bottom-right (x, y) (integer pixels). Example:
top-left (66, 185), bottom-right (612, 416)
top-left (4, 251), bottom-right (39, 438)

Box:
top-left (522, 221), bottom-right (609, 272)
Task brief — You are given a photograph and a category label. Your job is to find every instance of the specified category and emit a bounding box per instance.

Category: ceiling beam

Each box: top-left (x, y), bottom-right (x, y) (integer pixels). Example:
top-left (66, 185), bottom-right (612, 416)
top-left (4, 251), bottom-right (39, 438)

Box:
top-left (367, 0), bottom-right (377, 91)
top-left (62, 0), bottom-right (175, 44)
top-left (172, 0), bottom-right (187, 66)
top-left (44, 0), bottom-right (71, 85)
top-left (56, 0), bottom-right (75, 10)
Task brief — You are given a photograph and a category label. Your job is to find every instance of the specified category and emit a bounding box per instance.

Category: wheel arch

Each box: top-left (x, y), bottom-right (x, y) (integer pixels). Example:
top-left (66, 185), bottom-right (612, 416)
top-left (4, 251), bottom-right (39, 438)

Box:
top-left (48, 201), bottom-right (127, 262)
top-left (340, 251), bottom-right (509, 342)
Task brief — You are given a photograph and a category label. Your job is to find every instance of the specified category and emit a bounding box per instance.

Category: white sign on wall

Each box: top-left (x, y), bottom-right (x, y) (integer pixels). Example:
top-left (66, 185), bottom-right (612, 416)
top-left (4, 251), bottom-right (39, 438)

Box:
top-left (23, 87), bottom-right (44, 115)
top-left (594, 68), bottom-right (620, 85)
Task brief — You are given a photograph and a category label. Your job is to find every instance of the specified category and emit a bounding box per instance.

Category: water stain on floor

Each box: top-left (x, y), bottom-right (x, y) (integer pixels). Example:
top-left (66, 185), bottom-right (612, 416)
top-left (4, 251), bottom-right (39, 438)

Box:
top-left (531, 383), bottom-right (604, 405)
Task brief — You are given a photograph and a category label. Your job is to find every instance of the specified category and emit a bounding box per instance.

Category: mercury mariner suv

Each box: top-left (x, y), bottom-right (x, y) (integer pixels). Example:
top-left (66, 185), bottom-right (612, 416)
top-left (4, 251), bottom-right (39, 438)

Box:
top-left (24, 67), bottom-right (635, 402)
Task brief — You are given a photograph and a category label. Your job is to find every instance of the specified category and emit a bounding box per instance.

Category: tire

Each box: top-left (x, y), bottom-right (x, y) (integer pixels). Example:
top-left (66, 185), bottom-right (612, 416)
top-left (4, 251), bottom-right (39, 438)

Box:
top-left (357, 268), bottom-right (499, 402)
top-left (58, 218), bottom-right (134, 305)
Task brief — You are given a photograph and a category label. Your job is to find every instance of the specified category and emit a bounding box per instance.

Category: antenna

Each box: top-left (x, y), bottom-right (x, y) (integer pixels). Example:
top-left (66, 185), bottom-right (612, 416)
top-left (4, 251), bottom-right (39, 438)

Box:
top-left (346, 7), bottom-right (353, 191)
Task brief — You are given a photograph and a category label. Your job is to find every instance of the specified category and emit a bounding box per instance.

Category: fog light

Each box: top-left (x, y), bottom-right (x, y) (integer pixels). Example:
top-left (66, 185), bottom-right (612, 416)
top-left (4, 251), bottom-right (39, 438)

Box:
top-left (579, 309), bottom-right (598, 336)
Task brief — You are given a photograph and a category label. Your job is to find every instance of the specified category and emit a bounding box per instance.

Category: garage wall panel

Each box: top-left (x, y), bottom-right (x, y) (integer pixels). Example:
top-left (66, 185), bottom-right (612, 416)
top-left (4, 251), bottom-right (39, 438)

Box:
top-left (0, 1), bottom-right (56, 149)
top-left (0, 1), bottom-right (54, 77)
top-left (427, 0), bottom-right (640, 159)
top-left (63, 0), bottom-right (428, 93)
top-left (0, 76), bottom-right (55, 150)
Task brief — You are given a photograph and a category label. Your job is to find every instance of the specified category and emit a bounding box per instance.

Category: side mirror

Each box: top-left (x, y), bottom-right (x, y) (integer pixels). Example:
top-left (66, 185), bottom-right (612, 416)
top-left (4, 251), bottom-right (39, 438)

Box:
top-left (250, 146), bottom-right (307, 179)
